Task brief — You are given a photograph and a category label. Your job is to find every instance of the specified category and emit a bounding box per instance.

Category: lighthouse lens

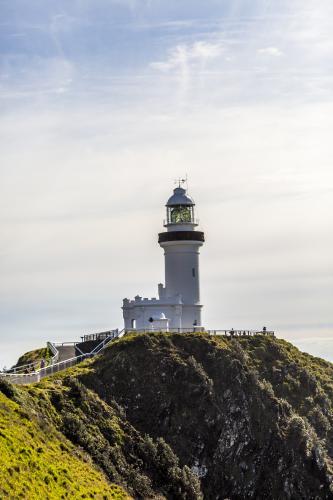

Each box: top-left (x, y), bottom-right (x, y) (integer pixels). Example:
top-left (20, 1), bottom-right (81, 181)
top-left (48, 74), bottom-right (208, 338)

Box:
top-left (170, 206), bottom-right (192, 223)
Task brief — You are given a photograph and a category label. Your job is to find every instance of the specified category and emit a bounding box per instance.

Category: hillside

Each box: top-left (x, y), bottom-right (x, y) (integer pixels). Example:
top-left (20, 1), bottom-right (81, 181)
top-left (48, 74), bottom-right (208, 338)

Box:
top-left (2, 333), bottom-right (333, 499)
top-left (13, 347), bottom-right (51, 369)
top-left (0, 382), bottom-right (129, 499)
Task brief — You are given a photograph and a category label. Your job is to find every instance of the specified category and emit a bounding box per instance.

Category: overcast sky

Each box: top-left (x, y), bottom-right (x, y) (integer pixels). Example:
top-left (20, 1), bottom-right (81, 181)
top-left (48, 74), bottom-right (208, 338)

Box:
top-left (1, 0), bottom-right (333, 368)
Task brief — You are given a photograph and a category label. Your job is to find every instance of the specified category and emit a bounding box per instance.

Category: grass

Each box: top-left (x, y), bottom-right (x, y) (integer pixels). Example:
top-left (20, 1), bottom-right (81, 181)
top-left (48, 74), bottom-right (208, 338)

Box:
top-left (3, 332), bottom-right (333, 499)
top-left (0, 391), bottom-right (130, 499)
top-left (13, 347), bottom-right (52, 370)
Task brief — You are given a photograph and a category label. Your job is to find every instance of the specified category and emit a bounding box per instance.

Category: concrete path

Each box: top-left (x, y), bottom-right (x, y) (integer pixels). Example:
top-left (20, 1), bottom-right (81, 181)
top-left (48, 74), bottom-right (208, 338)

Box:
top-left (57, 345), bottom-right (76, 362)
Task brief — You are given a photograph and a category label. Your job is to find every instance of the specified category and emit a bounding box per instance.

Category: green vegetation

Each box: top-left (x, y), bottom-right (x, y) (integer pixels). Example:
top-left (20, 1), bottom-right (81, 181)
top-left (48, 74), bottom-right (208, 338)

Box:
top-left (236, 335), bottom-right (333, 443)
top-left (0, 351), bottom-right (200, 499)
top-left (2, 332), bottom-right (333, 499)
top-left (0, 388), bottom-right (129, 499)
top-left (14, 347), bottom-right (52, 369)
top-left (32, 373), bottom-right (201, 499)
top-left (82, 332), bottom-right (333, 498)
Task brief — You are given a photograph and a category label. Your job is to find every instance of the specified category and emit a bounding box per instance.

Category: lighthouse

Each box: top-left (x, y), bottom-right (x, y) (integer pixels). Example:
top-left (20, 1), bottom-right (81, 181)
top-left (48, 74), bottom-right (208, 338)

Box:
top-left (122, 183), bottom-right (205, 331)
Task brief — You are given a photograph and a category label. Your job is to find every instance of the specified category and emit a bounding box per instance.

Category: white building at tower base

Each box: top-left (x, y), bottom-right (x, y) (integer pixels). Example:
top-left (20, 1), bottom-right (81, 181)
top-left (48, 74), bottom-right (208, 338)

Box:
top-left (122, 285), bottom-right (202, 331)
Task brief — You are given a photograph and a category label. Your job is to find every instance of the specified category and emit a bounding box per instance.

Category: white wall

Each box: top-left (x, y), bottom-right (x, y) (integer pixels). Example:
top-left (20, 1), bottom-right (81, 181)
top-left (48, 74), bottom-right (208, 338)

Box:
top-left (161, 241), bottom-right (203, 305)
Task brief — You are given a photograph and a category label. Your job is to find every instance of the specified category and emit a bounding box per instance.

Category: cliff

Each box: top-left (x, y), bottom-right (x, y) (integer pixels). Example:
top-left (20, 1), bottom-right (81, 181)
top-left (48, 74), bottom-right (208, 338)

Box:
top-left (1, 333), bottom-right (333, 499)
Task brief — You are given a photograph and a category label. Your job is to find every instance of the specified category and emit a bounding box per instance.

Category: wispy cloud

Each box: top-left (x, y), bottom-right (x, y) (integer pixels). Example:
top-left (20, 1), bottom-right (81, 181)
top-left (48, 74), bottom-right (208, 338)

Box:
top-left (257, 46), bottom-right (283, 57)
top-left (150, 41), bottom-right (224, 72)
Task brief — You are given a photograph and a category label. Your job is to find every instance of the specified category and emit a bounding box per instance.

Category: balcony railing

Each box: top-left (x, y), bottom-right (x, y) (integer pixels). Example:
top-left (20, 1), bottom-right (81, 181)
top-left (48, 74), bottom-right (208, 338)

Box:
top-left (81, 329), bottom-right (119, 342)
top-left (164, 219), bottom-right (199, 226)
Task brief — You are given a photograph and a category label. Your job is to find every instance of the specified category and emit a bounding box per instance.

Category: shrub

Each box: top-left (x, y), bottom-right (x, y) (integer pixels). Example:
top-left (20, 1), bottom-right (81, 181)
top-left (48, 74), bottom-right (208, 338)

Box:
top-left (308, 407), bottom-right (331, 438)
top-left (286, 415), bottom-right (313, 455)
top-left (0, 378), bottom-right (17, 400)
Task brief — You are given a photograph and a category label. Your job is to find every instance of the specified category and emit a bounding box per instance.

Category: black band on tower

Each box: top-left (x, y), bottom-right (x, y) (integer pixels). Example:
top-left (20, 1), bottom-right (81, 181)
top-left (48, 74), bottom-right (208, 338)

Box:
top-left (158, 231), bottom-right (205, 243)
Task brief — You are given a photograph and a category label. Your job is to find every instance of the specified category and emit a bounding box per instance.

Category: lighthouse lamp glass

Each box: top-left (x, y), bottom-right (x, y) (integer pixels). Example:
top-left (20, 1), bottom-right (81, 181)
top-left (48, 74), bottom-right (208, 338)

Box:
top-left (169, 206), bottom-right (192, 223)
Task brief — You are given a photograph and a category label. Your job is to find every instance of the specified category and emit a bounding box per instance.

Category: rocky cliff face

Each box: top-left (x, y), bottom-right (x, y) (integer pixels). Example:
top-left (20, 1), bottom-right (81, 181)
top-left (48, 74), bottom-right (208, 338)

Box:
top-left (2, 333), bottom-right (333, 499)
top-left (82, 333), bottom-right (333, 499)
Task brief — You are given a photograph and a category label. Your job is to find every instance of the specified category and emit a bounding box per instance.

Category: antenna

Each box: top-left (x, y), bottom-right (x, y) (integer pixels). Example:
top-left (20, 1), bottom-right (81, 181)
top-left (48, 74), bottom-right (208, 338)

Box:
top-left (174, 176), bottom-right (187, 188)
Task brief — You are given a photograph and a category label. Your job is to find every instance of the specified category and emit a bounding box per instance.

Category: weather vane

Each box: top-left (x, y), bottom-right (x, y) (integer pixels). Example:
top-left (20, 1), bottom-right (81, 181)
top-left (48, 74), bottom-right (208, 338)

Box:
top-left (174, 175), bottom-right (188, 188)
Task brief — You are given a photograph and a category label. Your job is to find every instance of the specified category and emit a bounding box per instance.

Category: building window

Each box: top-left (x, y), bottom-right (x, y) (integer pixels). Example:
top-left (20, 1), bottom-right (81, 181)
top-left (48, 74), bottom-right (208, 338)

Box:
top-left (131, 319), bottom-right (136, 329)
top-left (192, 268), bottom-right (196, 277)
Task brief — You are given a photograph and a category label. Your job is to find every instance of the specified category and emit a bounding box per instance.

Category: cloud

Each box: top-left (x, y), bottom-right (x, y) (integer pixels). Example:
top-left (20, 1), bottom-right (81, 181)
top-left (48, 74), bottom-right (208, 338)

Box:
top-left (1, 0), bottom-right (333, 368)
top-left (150, 41), bottom-right (224, 72)
top-left (257, 47), bottom-right (283, 57)
top-left (133, 19), bottom-right (196, 30)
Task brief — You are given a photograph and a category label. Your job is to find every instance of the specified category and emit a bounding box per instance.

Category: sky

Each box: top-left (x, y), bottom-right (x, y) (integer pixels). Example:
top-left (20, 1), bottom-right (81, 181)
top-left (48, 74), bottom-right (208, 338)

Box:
top-left (1, 0), bottom-right (332, 368)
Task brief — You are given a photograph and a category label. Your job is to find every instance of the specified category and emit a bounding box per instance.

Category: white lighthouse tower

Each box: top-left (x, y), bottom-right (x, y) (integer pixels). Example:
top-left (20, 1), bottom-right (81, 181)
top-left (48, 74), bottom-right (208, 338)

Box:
top-left (122, 183), bottom-right (205, 331)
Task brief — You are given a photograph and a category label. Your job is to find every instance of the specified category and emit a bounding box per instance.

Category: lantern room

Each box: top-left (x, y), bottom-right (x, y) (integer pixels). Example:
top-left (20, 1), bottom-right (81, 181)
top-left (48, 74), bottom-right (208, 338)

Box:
top-left (165, 187), bottom-right (198, 228)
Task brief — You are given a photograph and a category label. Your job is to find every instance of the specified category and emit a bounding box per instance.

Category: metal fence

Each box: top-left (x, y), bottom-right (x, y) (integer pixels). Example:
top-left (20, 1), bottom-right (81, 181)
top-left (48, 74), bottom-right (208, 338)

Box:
top-left (125, 328), bottom-right (274, 336)
top-left (80, 329), bottom-right (119, 343)
top-left (0, 354), bottom-right (89, 385)
top-left (0, 329), bottom-right (125, 386)
top-left (4, 341), bottom-right (60, 375)
top-left (0, 327), bottom-right (273, 386)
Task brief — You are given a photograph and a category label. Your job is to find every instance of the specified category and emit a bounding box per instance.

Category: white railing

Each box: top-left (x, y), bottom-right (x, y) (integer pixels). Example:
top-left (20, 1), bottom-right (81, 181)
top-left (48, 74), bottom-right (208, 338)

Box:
top-left (47, 341), bottom-right (60, 364)
top-left (0, 329), bottom-right (124, 386)
top-left (163, 219), bottom-right (200, 226)
top-left (4, 342), bottom-right (59, 375)
top-left (0, 327), bottom-right (273, 385)
top-left (5, 359), bottom-right (41, 375)
top-left (81, 330), bottom-right (118, 343)
top-left (125, 328), bottom-right (274, 336)
top-left (0, 354), bottom-right (88, 385)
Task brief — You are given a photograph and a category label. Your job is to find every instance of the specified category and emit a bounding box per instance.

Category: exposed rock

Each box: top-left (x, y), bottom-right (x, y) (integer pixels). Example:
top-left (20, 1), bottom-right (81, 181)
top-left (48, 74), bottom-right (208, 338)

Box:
top-left (83, 333), bottom-right (333, 499)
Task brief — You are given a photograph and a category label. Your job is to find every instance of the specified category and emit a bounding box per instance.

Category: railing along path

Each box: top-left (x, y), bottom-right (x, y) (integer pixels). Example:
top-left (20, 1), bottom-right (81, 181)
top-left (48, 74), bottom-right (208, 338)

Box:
top-left (125, 328), bottom-right (274, 336)
top-left (0, 329), bottom-right (124, 385)
top-left (0, 328), bottom-right (273, 385)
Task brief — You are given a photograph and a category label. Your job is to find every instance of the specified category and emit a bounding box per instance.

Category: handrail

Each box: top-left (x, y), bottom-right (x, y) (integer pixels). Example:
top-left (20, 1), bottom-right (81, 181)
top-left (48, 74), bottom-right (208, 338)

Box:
top-left (75, 344), bottom-right (85, 356)
top-left (0, 329), bottom-right (124, 385)
top-left (118, 328), bottom-right (126, 338)
top-left (81, 330), bottom-right (117, 343)
top-left (124, 328), bottom-right (274, 336)
top-left (0, 353), bottom-right (90, 384)
top-left (163, 219), bottom-right (199, 226)
top-left (0, 327), bottom-right (274, 385)
top-left (54, 341), bottom-right (79, 346)
top-left (5, 359), bottom-right (41, 374)
top-left (5, 343), bottom-right (59, 374)
top-left (90, 329), bottom-right (124, 355)
top-left (47, 341), bottom-right (59, 362)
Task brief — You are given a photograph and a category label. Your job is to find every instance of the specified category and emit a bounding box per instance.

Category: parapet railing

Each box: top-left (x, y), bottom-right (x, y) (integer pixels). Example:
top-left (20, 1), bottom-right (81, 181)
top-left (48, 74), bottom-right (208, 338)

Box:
top-left (125, 328), bottom-right (274, 336)
top-left (4, 341), bottom-right (60, 375)
top-left (1, 354), bottom-right (88, 385)
top-left (47, 341), bottom-right (60, 364)
top-left (0, 329), bottom-right (125, 385)
top-left (210, 329), bottom-right (274, 336)
top-left (0, 327), bottom-right (273, 385)
top-left (163, 218), bottom-right (200, 226)
top-left (80, 329), bottom-right (119, 343)
top-left (5, 359), bottom-right (43, 375)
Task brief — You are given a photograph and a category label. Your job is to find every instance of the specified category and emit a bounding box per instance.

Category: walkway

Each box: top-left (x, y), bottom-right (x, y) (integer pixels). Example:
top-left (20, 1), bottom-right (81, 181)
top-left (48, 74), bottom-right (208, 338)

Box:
top-left (0, 330), bottom-right (123, 386)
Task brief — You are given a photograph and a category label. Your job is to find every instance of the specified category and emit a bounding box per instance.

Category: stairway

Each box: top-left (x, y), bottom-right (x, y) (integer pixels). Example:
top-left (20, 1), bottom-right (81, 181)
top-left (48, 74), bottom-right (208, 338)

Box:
top-left (56, 345), bottom-right (76, 362)
top-left (0, 330), bottom-right (125, 385)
